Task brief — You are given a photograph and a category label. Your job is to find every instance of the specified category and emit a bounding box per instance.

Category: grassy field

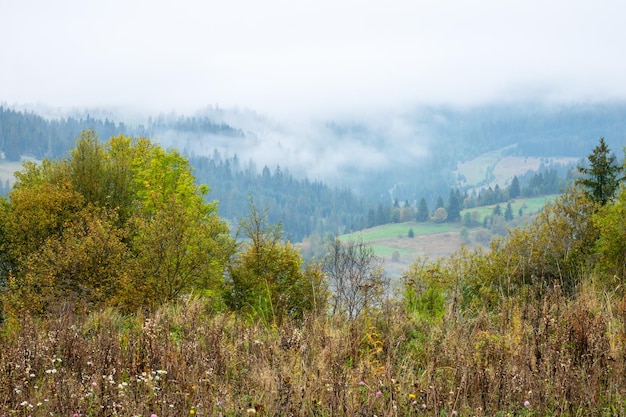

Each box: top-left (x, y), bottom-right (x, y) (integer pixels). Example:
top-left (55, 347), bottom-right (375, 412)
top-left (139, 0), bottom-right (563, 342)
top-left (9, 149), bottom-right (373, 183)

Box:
top-left (2, 286), bottom-right (624, 416)
top-left (453, 144), bottom-right (578, 191)
top-left (344, 195), bottom-right (557, 243)
top-left (341, 195), bottom-right (558, 265)
top-left (460, 195), bottom-right (556, 223)
top-left (342, 222), bottom-right (457, 243)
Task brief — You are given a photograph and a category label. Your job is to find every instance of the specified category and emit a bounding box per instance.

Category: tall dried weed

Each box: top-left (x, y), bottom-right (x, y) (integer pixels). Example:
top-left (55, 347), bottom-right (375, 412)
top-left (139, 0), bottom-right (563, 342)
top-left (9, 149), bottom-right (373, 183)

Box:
top-left (1, 286), bottom-right (625, 416)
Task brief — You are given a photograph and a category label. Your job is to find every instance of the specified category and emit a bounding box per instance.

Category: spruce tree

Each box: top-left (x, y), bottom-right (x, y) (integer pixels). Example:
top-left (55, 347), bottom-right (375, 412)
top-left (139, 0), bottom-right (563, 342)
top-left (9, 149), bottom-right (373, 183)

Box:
top-left (435, 195), bottom-right (444, 209)
top-left (446, 189), bottom-right (461, 222)
top-left (416, 198), bottom-right (429, 222)
top-left (576, 137), bottom-right (623, 205)
top-left (504, 202), bottom-right (514, 221)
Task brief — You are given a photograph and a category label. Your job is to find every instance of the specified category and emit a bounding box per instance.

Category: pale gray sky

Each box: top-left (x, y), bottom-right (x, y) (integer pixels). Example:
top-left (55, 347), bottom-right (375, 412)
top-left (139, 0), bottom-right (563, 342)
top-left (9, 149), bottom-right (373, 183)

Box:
top-left (2, 0), bottom-right (625, 118)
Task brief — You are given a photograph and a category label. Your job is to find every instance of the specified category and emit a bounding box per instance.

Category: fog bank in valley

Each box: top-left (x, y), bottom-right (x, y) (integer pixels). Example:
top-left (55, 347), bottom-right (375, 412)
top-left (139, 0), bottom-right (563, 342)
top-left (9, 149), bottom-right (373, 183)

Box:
top-left (152, 108), bottom-right (433, 191)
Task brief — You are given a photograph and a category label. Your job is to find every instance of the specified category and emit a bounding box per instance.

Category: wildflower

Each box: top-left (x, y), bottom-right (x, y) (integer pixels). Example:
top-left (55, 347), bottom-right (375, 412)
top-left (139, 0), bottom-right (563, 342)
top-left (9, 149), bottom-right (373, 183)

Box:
top-left (408, 393), bottom-right (416, 400)
top-left (358, 380), bottom-right (366, 386)
top-left (375, 391), bottom-right (382, 398)
top-left (524, 400), bottom-right (531, 407)
top-left (189, 409), bottom-right (196, 415)
top-left (246, 408), bottom-right (256, 415)
top-left (151, 414), bottom-right (158, 417)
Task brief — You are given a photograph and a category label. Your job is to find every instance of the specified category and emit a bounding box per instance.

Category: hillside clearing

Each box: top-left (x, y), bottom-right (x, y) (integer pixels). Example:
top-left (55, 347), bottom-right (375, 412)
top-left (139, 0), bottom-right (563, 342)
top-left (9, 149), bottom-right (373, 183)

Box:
top-left (342, 195), bottom-right (559, 277)
top-left (453, 145), bottom-right (579, 190)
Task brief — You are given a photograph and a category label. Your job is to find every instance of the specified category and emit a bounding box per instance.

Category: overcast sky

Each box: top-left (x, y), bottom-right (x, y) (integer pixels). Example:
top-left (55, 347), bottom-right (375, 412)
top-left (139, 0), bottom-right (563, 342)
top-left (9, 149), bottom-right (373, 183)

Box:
top-left (2, 0), bottom-right (625, 119)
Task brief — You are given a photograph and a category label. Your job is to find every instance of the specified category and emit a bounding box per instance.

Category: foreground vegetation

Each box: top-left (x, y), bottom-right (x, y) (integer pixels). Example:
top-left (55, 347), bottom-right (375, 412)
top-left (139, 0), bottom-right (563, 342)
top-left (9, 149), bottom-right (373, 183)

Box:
top-left (2, 285), bottom-right (626, 416)
top-left (1, 133), bottom-right (625, 415)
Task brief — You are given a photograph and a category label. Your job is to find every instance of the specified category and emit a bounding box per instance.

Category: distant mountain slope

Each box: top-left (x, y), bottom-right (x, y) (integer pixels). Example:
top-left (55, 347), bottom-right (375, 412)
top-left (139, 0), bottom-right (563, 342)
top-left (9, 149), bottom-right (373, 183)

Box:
top-left (0, 106), bottom-right (129, 160)
top-left (1, 101), bottom-right (624, 243)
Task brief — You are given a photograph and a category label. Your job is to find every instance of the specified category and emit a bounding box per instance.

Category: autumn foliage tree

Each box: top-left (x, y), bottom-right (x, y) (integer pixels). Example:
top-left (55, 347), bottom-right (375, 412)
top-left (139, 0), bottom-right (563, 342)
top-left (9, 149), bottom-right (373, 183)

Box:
top-left (0, 131), bottom-right (234, 316)
top-left (223, 201), bottom-right (326, 326)
top-left (594, 179), bottom-right (626, 281)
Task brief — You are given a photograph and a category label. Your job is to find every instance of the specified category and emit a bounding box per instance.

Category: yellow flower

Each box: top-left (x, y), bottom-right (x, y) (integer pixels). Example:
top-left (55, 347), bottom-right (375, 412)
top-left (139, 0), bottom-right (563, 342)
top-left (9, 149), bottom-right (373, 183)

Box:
top-left (408, 393), bottom-right (416, 400)
top-left (189, 410), bottom-right (196, 415)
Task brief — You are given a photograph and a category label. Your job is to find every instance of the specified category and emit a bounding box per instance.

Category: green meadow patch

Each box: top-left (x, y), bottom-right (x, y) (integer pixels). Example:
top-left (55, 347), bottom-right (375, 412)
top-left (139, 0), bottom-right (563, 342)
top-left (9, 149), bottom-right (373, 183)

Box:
top-left (341, 195), bottom-right (559, 259)
top-left (341, 222), bottom-right (457, 243)
top-left (460, 195), bottom-right (557, 223)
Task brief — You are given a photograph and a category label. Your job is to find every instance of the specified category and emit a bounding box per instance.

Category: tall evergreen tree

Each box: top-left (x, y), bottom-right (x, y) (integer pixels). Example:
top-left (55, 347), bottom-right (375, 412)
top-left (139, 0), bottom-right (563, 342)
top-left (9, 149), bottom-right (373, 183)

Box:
top-left (576, 137), bottom-right (623, 205)
top-left (435, 195), bottom-right (444, 209)
top-left (494, 184), bottom-right (503, 203)
top-left (446, 189), bottom-right (461, 222)
top-left (504, 202), bottom-right (514, 221)
top-left (376, 204), bottom-right (386, 225)
top-left (367, 208), bottom-right (376, 228)
top-left (509, 175), bottom-right (521, 199)
top-left (416, 197), bottom-right (429, 222)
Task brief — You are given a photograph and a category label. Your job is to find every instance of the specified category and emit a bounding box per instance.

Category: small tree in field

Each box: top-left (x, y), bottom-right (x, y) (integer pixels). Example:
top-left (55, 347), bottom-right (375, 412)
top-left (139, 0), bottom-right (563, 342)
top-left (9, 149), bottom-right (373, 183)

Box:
top-left (432, 207), bottom-right (448, 223)
top-left (224, 201), bottom-right (326, 325)
top-left (322, 238), bottom-right (387, 319)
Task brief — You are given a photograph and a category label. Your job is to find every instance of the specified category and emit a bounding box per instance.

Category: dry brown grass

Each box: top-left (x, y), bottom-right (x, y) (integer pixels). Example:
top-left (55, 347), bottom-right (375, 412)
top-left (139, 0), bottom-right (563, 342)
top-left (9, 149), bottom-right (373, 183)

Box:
top-left (1, 285), bottom-right (626, 416)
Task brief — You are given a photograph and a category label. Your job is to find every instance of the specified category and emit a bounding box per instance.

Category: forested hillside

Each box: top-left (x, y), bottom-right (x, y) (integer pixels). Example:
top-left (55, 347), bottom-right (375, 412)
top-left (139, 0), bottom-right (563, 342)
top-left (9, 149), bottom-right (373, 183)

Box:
top-left (0, 106), bottom-right (129, 160)
top-left (190, 154), bottom-right (365, 241)
top-left (2, 102), bottom-right (625, 243)
top-left (0, 107), bottom-right (368, 241)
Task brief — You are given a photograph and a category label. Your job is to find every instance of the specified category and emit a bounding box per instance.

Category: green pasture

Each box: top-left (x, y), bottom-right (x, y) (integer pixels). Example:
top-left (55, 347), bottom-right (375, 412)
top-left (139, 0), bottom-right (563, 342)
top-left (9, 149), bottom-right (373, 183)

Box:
top-left (341, 222), bottom-right (457, 243)
top-left (341, 195), bottom-right (558, 258)
top-left (460, 195), bottom-right (556, 223)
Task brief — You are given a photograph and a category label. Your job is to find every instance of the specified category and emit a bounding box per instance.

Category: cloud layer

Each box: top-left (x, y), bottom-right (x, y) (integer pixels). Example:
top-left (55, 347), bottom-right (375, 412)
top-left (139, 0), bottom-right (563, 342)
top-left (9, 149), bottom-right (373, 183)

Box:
top-left (2, 0), bottom-right (626, 118)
